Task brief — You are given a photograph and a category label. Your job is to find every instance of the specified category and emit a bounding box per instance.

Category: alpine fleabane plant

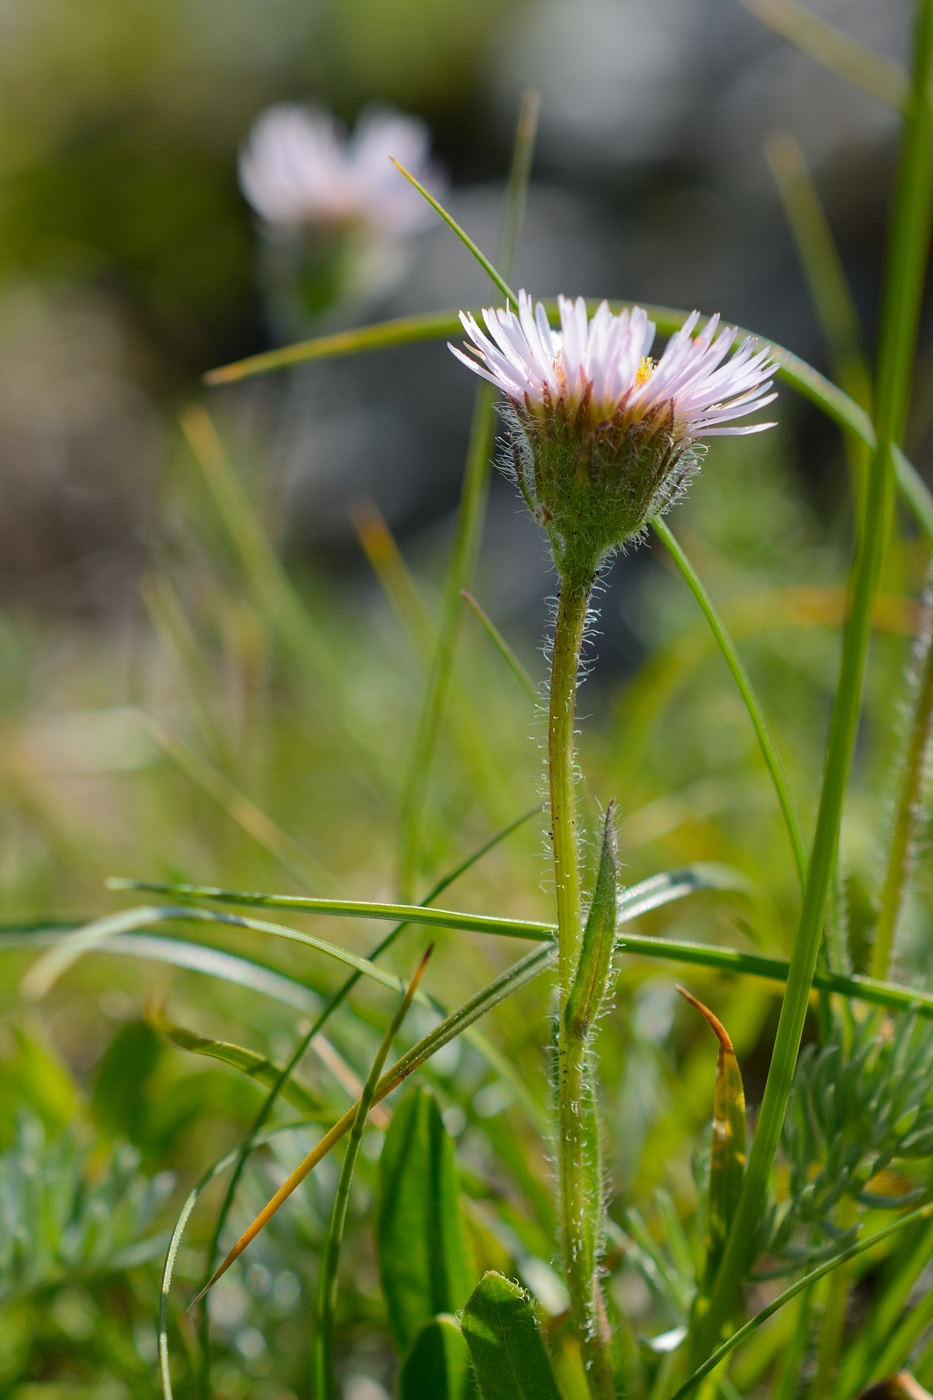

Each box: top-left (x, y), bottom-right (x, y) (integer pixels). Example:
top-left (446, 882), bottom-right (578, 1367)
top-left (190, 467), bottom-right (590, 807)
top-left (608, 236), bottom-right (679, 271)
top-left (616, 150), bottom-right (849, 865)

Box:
top-left (453, 293), bottom-right (778, 1395)
top-left (452, 293), bottom-right (778, 577)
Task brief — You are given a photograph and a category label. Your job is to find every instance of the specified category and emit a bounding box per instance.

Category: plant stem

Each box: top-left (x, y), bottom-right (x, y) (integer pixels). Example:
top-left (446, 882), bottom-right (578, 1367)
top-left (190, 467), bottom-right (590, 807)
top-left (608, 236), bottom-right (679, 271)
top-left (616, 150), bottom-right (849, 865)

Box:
top-left (872, 585), bottom-right (933, 978)
top-left (549, 572), bottom-right (591, 994)
top-left (549, 566), bottom-right (615, 1399)
top-left (691, 0), bottom-right (933, 1364)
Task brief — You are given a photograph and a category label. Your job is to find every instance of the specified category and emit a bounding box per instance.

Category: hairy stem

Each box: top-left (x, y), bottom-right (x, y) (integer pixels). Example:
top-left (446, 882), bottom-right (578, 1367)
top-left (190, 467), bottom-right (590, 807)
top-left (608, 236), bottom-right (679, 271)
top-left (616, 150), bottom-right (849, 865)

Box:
top-left (549, 567), bottom-right (614, 1398)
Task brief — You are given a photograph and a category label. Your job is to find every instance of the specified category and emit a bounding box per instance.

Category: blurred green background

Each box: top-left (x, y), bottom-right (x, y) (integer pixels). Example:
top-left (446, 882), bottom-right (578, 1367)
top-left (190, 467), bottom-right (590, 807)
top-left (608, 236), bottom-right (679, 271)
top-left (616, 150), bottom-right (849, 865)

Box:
top-left (0, 0), bottom-right (928, 1397)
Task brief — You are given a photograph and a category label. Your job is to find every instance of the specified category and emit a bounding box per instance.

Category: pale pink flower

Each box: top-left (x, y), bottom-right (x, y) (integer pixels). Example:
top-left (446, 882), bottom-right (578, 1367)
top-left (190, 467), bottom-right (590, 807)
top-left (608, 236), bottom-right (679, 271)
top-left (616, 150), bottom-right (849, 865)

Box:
top-left (449, 292), bottom-right (778, 571)
top-left (450, 293), bottom-right (777, 439)
top-left (239, 104), bottom-right (445, 237)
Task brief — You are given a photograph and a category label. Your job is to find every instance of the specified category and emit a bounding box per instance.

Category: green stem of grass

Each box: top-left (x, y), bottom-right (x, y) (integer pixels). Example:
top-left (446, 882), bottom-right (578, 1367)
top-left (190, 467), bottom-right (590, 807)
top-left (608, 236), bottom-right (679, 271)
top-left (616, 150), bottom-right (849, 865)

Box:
top-left (652, 519), bottom-right (807, 889)
top-left (692, 0), bottom-right (933, 1363)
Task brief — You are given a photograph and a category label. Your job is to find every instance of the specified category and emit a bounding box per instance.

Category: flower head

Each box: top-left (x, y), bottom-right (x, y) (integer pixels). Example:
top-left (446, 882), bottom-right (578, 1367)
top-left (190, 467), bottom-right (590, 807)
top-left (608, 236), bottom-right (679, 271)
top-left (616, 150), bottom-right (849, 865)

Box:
top-left (239, 103), bottom-right (445, 238)
top-left (450, 292), bottom-right (777, 576)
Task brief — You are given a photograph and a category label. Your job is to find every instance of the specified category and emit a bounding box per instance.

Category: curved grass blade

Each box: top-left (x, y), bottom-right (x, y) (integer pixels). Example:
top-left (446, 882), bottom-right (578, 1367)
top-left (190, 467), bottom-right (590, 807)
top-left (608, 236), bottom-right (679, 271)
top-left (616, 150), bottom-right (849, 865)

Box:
top-left (2, 928), bottom-right (322, 1012)
top-left (737, 0), bottom-right (908, 110)
top-left (677, 990), bottom-right (747, 1301)
top-left (398, 90), bottom-right (539, 897)
top-left (461, 590), bottom-right (539, 704)
top-left (154, 1012), bottom-right (327, 1118)
top-left (669, 1200), bottom-right (933, 1400)
top-left (314, 947), bottom-right (432, 1399)
top-left (189, 942), bottom-right (553, 1299)
top-left (652, 519), bottom-right (807, 887)
top-left (105, 860), bottom-right (755, 940)
top-left (21, 902), bottom-right (452, 1002)
top-left (460, 1271), bottom-right (563, 1400)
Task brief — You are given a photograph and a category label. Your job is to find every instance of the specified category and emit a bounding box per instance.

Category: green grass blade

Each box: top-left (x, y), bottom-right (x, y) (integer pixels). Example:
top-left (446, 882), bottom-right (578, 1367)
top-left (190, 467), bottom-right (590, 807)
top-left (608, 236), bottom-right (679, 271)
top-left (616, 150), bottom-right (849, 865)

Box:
top-left (389, 159), bottom-right (516, 305)
top-left (652, 519), bottom-right (807, 888)
top-left (669, 1200), bottom-right (933, 1400)
top-left (377, 1087), bottom-right (473, 1354)
top-left (692, 1), bottom-right (933, 1360)
top-left (105, 860), bottom-right (755, 942)
top-left (461, 1272), bottom-right (563, 1400)
top-left (154, 1013), bottom-right (327, 1117)
top-left (738, 0), bottom-right (908, 109)
top-left (314, 949), bottom-right (430, 1399)
top-left (397, 93), bottom-right (539, 897)
top-left (836, 1218), bottom-right (933, 1396)
top-left (461, 591), bottom-right (539, 703)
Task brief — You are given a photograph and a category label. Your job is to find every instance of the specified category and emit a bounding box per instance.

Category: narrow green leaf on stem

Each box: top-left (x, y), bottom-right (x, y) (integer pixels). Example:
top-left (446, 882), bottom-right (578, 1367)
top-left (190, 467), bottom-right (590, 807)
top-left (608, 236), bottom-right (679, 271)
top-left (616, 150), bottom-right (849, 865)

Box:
top-left (461, 591), bottom-right (539, 704)
top-left (677, 991), bottom-right (747, 1299)
top-left (565, 803), bottom-right (619, 1039)
top-left (399, 1315), bottom-right (472, 1400)
top-left (377, 1087), bottom-right (473, 1354)
top-left (397, 91), bottom-right (539, 897)
top-left (671, 1200), bottom-right (933, 1400)
top-left (872, 582), bottom-right (933, 979)
top-left (314, 946), bottom-right (432, 1400)
top-left (460, 1272), bottom-right (563, 1400)
top-left (738, 0), bottom-right (909, 109)
top-left (652, 519), bottom-right (807, 888)
top-left (692, 2), bottom-right (933, 1361)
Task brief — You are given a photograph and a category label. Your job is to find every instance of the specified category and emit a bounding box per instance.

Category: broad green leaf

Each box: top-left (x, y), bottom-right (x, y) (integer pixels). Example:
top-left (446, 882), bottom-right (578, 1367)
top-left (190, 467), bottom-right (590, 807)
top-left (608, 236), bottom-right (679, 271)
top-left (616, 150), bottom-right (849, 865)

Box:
top-left (460, 1271), bottom-right (563, 1400)
top-left (677, 991), bottom-right (747, 1297)
top-left (377, 1087), bottom-right (473, 1354)
top-left (92, 1020), bottom-right (162, 1141)
top-left (399, 1314), bottom-right (472, 1400)
top-left (154, 1014), bottom-right (327, 1119)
